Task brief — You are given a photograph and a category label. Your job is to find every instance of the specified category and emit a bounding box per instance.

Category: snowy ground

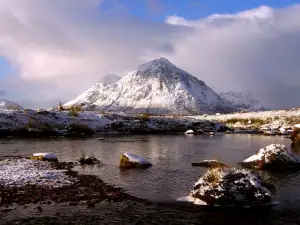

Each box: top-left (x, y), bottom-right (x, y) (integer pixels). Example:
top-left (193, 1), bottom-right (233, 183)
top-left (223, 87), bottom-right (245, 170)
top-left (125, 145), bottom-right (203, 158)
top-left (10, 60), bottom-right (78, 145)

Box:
top-left (189, 108), bottom-right (300, 130)
top-left (0, 108), bottom-right (299, 136)
top-left (0, 109), bottom-right (220, 136)
top-left (0, 158), bottom-right (75, 188)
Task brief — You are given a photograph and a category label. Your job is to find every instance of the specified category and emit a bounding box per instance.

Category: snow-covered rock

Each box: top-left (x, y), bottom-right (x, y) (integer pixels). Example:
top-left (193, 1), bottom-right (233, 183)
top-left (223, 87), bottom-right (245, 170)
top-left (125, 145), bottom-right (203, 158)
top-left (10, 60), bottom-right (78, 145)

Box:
top-left (65, 58), bottom-right (235, 115)
top-left (240, 144), bottom-right (300, 170)
top-left (190, 168), bottom-right (272, 206)
top-left (0, 158), bottom-right (75, 188)
top-left (98, 74), bottom-right (121, 85)
top-left (185, 129), bottom-right (194, 135)
top-left (219, 91), bottom-right (267, 112)
top-left (0, 99), bottom-right (23, 110)
top-left (119, 153), bottom-right (152, 169)
top-left (32, 153), bottom-right (58, 162)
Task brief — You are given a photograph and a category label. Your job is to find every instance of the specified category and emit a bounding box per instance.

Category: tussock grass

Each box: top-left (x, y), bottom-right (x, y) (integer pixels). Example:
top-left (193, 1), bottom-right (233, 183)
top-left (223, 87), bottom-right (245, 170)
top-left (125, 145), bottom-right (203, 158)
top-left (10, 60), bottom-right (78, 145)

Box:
top-left (220, 117), bottom-right (266, 126)
top-left (204, 168), bottom-right (223, 184)
top-left (137, 113), bottom-right (150, 121)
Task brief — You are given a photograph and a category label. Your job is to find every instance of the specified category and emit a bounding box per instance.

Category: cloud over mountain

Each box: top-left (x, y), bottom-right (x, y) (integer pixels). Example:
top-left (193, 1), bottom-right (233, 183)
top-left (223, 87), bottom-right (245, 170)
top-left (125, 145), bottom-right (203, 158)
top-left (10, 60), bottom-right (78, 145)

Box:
top-left (0, 1), bottom-right (299, 109)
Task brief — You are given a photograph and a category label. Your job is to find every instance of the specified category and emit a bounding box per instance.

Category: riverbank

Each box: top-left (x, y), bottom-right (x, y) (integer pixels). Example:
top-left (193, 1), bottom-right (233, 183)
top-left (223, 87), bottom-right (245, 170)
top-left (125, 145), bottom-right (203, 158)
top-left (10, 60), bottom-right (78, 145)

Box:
top-left (0, 109), bottom-right (225, 138)
top-left (1, 108), bottom-right (300, 138)
top-left (1, 146), bottom-right (300, 224)
top-left (190, 107), bottom-right (300, 134)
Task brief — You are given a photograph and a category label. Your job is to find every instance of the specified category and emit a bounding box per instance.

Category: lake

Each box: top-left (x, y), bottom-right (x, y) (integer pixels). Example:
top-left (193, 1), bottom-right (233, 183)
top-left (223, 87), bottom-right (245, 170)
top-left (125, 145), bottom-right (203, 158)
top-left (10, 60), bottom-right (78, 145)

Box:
top-left (1, 134), bottom-right (299, 210)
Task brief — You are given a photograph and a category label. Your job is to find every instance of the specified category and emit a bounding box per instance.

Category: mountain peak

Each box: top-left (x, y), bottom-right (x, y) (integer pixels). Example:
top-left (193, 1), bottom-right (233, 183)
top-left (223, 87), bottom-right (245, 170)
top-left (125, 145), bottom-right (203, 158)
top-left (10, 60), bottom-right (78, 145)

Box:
top-left (65, 58), bottom-right (235, 115)
top-left (137, 57), bottom-right (176, 72)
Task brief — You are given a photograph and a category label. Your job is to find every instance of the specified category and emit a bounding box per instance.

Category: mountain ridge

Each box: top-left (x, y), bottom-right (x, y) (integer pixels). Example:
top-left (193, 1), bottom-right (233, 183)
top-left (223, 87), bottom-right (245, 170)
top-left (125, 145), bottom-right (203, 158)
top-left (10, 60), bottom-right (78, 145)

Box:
top-left (65, 58), bottom-right (235, 115)
top-left (219, 91), bottom-right (267, 112)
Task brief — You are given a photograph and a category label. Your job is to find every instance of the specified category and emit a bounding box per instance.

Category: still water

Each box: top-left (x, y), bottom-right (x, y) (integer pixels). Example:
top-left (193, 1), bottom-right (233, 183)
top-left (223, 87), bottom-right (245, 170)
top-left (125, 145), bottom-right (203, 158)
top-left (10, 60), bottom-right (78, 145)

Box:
top-left (1, 134), bottom-right (299, 209)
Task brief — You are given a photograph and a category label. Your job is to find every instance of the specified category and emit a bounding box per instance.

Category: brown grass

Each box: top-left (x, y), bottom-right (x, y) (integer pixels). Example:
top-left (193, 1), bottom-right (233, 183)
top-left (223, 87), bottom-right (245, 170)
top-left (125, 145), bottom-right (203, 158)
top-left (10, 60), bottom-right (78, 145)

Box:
top-left (137, 113), bottom-right (150, 121)
top-left (220, 117), bottom-right (266, 126)
top-left (68, 105), bottom-right (83, 117)
top-left (204, 168), bottom-right (223, 184)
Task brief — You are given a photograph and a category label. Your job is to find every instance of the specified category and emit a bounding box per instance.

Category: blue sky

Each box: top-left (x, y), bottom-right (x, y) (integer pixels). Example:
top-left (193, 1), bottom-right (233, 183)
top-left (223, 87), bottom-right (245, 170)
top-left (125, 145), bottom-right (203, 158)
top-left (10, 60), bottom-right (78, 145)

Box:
top-left (108, 0), bottom-right (300, 21)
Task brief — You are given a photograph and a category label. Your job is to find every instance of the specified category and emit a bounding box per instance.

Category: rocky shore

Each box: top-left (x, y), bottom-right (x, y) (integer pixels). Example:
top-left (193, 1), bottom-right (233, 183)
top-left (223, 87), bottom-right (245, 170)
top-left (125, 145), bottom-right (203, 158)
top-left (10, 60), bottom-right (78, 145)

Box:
top-left (192, 107), bottom-right (300, 135)
top-left (0, 157), bottom-right (145, 208)
top-left (0, 109), bottom-right (226, 138)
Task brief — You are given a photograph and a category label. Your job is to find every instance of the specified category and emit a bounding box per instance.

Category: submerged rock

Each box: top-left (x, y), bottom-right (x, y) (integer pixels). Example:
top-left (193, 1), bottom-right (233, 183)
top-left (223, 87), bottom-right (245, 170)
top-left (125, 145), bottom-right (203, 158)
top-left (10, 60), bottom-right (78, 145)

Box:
top-left (240, 144), bottom-right (300, 170)
top-left (119, 153), bottom-right (152, 169)
top-left (79, 156), bottom-right (101, 165)
top-left (192, 160), bottom-right (227, 168)
top-left (31, 153), bottom-right (58, 162)
top-left (190, 168), bottom-right (272, 206)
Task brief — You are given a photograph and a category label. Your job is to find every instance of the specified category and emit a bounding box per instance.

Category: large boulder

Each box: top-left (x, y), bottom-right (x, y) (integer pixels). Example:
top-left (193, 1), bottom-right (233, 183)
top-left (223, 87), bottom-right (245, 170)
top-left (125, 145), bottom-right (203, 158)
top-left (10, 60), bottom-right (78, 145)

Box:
top-left (119, 153), bottom-right (152, 169)
top-left (189, 168), bottom-right (272, 206)
top-left (240, 144), bottom-right (300, 170)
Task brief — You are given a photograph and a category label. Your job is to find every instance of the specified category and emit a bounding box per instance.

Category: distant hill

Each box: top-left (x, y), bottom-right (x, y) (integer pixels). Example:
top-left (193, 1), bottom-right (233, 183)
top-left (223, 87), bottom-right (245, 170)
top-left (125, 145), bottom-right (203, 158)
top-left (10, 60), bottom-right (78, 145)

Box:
top-left (0, 99), bottom-right (23, 110)
top-left (219, 91), bottom-right (267, 112)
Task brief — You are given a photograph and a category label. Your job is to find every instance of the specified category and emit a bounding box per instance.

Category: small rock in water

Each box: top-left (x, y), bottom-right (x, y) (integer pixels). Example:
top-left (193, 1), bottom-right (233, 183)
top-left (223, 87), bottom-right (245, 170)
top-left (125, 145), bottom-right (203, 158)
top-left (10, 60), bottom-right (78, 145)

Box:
top-left (185, 130), bottom-right (194, 135)
top-left (79, 156), bottom-right (101, 165)
top-left (192, 160), bottom-right (227, 168)
top-left (240, 144), bottom-right (300, 170)
top-left (31, 153), bottom-right (58, 162)
top-left (119, 153), bottom-right (152, 169)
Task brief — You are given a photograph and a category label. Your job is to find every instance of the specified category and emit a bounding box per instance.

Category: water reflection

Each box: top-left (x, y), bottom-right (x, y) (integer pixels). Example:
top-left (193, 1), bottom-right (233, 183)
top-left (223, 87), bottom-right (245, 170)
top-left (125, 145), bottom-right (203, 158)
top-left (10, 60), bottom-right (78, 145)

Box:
top-left (0, 134), bottom-right (298, 207)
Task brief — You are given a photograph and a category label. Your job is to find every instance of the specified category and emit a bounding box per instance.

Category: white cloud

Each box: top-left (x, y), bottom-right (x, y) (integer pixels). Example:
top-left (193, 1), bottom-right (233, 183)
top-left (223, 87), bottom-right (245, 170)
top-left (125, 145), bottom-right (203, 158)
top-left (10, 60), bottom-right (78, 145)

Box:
top-left (161, 5), bottom-right (300, 108)
top-left (0, 2), bottom-right (300, 109)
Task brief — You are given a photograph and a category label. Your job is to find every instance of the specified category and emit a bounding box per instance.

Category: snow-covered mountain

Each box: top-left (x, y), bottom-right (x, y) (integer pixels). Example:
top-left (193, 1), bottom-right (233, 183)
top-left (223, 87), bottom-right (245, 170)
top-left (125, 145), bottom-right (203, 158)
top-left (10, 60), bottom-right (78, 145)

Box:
top-left (98, 74), bottom-right (121, 85)
top-left (219, 91), bottom-right (267, 112)
top-left (0, 99), bottom-right (23, 110)
top-left (65, 58), bottom-right (235, 115)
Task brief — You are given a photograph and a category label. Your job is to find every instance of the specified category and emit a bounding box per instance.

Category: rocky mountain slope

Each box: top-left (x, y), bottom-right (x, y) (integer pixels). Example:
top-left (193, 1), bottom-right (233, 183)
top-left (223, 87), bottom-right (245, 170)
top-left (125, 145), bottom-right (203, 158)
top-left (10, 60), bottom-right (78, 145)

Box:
top-left (219, 91), bottom-right (267, 112)
top-left (0, 99), bottom-right (23, 110)
top-left (65, 58), bottom-right (235, 115)
top-left (99, 74), bottom-right (121, 85)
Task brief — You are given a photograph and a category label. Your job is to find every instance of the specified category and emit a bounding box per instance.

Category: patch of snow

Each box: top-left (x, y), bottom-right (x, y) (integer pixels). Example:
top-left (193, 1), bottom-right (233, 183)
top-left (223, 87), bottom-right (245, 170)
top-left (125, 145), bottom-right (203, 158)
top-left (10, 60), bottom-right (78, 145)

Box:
top-left (0, 158), bottom-right (75, 188)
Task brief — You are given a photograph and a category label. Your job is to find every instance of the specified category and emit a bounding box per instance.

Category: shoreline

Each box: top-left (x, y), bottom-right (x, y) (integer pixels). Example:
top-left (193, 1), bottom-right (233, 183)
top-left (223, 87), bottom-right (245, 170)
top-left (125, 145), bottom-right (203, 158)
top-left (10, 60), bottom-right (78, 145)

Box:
top-left (1, 156), bottom-right (300, 224)
top-left (1, 108), bottom-right (298, 140)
